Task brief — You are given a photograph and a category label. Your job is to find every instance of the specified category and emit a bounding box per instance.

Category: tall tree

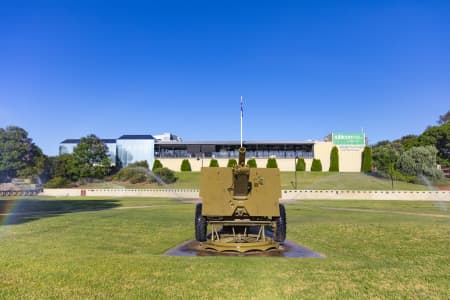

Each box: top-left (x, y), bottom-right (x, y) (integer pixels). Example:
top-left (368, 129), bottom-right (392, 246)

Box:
top-left (48, 154), bottom-right (76, 181)
top-left (361, 146), bottom-right (372, 173)
top-left (329, 146), bottom-right (339, 172)
top-left (0, 126), bottom-right (47, 182)
top-left (394, 135), bottom-right (420, 151)
top-left (438, 110), bottom-right (450, 125)
top-left (372, 144), bottom-right (399, 174)
top-left (419, 123), bottom-right (450, 167)
top-left (71, 134), bottom-right (111, 179)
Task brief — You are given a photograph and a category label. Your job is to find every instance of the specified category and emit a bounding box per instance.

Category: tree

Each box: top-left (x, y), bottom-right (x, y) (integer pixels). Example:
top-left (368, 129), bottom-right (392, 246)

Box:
top-left (247, 158), bottom-right (257, 168)
top-left (266, 158), bottom-right (278, 168)
top-left (394, 135), bottom-right (420, 151)
top-left (438, 110), bottom-right (450, 125)
top-left (48, 154), bottom-right (76, 181)
top-left (180, 159), bottom-right (192, 171)
top-left (0, 126), bottom-right (48, 182)
top-left (311, 159), bottom-right (322, 171)
top-left (152, 159), bottom-right (163, 171)
top-left (418, 123), bottom-right (450, 167)
top-left (227, 159), bottom-right (237, 168)
top-left (71, 134), bottom-right (111, 179)
top-left (372, 144), bottom-right (399, 175)
top-left (296, 158), bottom-right (306, 171)
top-left (329, 147), bottom-right (339, 172)
top-left (209, 159), bottom-right (219, 167)
top-left (361, 146), bottom-right (372, 173)
top-left (396, 145), bottom-right (443, 179)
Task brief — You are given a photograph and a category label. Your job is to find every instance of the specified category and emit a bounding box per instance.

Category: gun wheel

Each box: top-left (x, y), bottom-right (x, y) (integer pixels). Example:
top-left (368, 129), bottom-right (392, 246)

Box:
top-left (274, 204), bottom-right (286, 242)
top-left (195, 203), bottom-right (207, 242)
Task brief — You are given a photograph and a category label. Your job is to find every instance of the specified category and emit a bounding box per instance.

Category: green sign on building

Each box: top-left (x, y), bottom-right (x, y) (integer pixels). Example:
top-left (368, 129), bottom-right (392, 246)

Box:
top-left (332, 133), bottom-right (365, 146)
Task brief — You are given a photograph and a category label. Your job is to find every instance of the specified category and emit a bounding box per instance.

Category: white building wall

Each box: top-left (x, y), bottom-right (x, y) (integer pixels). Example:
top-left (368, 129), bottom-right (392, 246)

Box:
top-left (117, 139), bottom-right (155, 167)
top-left (159, 158), bottom-right (315, 172)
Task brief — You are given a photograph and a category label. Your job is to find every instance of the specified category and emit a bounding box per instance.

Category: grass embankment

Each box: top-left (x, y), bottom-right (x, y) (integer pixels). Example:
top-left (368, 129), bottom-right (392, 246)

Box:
top-left (81, 172), bottom-right (438, 190)
top-left (1, 197), bottom-right (449, 299)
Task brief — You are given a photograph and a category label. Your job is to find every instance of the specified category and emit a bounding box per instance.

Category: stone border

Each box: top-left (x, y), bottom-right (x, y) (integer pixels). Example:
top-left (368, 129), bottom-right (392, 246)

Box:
top-left (41, 188), bottom-right (450, 201)
top-left (282, 190), bottom-right (450, 201)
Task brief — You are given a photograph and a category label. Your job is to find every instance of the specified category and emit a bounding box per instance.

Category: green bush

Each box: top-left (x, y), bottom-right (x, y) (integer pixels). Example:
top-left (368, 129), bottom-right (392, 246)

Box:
top-left (129, 173), bottom-right (147, 184)
top-left (151, 167), bottom-right (177, 184)
top-left (362, 147), bottom-right (372, 173)
top-left (152, 159), bottom-right (163, 171)
top-left (180, 159), bottom-right (192, 172)
top-left (209, 159), bottom-right (219, 167)
top-left (266, 158), bottom-right (278, 168)
top-left (296, 158), bottom-right (306, 171)
top-left (311, 159), bottom-right (322, 172)
top-left (329, 146), bottom-right (339, 172)
top-left (44, 177), bottom-right (72, 188)
top-left (128, 160), bottom-right (149, 169)
top-left (227, 159), bottom-right (237, 168)
top-left (112, 167), bottom-right (147, 181)
top-left (396, 145), bottom-right (443, 179)
top-left (247, 158), bottom-right (257, 168)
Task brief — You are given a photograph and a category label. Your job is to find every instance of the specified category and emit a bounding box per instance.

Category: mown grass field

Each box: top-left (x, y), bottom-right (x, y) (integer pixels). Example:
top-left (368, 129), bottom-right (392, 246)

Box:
top-left (81, 171), bottom-right (441, 190)
top-left (1, 197), bottom-right (449, 299)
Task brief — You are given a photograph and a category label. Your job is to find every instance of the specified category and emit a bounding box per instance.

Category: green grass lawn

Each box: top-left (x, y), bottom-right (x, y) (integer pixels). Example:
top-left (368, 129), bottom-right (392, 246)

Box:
top-left (1, 197), bottom-right (449, 299)
top-left (81, 171), bottom-right (438, 190)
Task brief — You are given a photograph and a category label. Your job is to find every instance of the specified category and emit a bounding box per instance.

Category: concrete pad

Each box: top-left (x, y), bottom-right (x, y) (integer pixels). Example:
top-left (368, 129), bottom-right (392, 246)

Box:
top-left (164, 240), bottom-right (325, 258)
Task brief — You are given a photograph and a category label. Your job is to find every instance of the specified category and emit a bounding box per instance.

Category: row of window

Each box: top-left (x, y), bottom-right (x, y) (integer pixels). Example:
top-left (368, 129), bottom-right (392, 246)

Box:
top-left (155, 149), bottom-right (314, 159)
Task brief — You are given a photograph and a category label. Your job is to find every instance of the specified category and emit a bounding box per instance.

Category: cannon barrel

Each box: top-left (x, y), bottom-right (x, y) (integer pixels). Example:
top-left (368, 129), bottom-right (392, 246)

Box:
top-left (238, 147), bottom-right (246, 166)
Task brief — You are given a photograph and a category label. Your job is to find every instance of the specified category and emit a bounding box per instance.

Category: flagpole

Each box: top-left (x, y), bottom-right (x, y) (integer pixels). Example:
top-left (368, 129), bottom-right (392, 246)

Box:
top-left (240, 96), bottom-right (243, 148)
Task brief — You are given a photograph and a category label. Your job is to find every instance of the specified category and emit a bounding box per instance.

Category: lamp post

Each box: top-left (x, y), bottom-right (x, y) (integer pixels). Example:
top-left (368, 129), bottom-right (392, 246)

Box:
top-left (197, 152), bottom-right (204, 169)
top-left (291, 156), bottom-right (298, 190)
top-left (294, 156), bottom-right (298, 190)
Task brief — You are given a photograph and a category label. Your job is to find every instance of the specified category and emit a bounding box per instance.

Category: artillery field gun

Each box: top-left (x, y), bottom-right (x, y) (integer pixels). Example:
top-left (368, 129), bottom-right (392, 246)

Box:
top-left (0, 178), bottom-right (43, 196)
top-left (195, 147), bottom-right (286, 252)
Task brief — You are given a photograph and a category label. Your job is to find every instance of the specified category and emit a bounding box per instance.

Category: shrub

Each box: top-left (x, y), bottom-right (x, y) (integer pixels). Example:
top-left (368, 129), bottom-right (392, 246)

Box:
top-left (296, 158), bottom-right (306, 171)
top-left (329, 146), bottom-right (339, 172)
top-left (311, 159), bottom-right (322, 172)
top-left (151, 167), bottom-right (177, 184)
top-left (130, 173), bottom-right (147, 184)
top-left (361, 147), bottom-right (372, 173)
top-left (180, 159), bottom-right (192, 171)
top-left (209, 159), bottom-right (219, 167)
top-left (247, 158), bottom-right (257, 168)
top-left (227, 159), bottom-right (237, 168)
top-left (112, 167), bottom-right (147, 181)
top-left (152, 159), bottom-right (163, 171)
top-left (44, 177), bottom-right (71, 188)
top-left (128, 160), bottom-right (149, 169)
top-left (396, 145), bottom-right (443, 179)
top-left (266, 158), bottom-right (278, 168)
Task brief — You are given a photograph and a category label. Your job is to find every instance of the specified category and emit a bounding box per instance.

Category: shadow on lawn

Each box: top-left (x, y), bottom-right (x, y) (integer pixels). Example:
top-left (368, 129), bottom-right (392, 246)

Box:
top-left (0, 199), bottom-right (120, 226)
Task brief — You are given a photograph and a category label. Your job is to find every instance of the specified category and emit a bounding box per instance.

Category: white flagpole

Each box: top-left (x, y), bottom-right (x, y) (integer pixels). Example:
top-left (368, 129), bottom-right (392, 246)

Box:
top-left (240, 96), bottom-right (243, 148)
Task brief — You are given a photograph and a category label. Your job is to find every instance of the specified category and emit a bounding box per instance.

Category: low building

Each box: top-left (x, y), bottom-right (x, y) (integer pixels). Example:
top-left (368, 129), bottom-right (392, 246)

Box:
top-left (59, 132), bottom-right (365, 172)
top-left (155, 140), bottom-right (363, 172)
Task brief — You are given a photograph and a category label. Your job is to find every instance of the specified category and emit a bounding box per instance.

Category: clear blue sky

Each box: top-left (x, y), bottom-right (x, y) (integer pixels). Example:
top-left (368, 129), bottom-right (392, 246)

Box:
top-left (1, 1), bottom-right (449, 156)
